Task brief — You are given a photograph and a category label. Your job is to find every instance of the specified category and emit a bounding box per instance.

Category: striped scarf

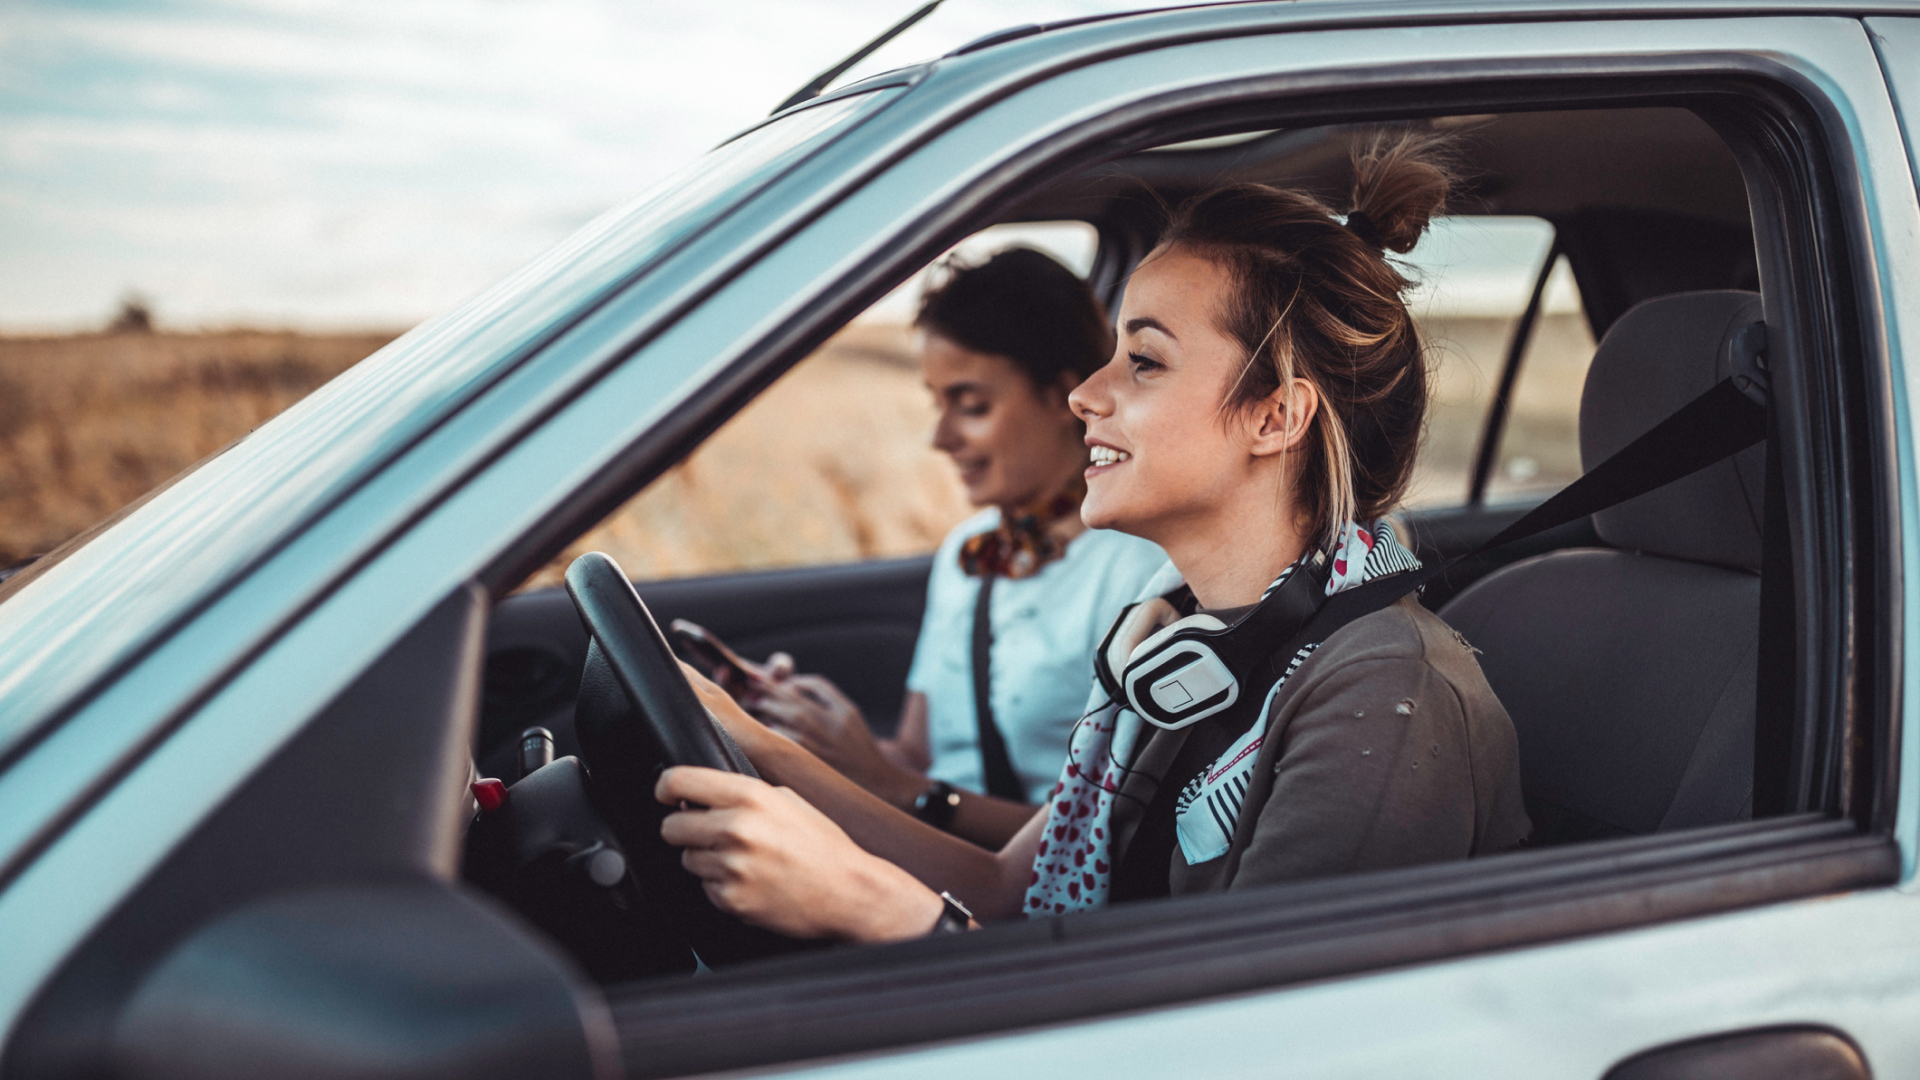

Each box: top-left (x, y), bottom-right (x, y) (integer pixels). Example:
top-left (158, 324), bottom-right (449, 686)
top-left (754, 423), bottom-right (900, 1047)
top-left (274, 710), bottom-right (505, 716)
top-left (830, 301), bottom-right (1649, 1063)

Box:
top-left (1023, 520), bottom-right (1420, 916)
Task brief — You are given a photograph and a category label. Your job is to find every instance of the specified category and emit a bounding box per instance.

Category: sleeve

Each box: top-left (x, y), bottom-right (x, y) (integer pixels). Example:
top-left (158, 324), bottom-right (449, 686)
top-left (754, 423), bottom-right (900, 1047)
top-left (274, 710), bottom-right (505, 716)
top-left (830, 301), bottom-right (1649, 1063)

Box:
top-left (903, 555), bottom-right (952, 696)
top-left (1228, 654), bottom-right (1481, 888)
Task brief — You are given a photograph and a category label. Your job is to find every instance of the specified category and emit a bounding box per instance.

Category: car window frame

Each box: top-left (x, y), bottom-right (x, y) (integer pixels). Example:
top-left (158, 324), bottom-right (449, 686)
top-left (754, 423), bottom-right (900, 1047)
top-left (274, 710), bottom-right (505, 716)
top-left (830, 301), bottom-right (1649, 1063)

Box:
top-left (524, 21), bottom-right (1903, 1074)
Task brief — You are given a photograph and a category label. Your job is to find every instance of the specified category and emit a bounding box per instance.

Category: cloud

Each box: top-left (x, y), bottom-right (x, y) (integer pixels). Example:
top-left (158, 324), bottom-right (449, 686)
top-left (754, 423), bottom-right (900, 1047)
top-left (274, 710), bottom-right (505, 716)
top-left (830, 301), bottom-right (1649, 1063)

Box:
top-left (0, 0), bottom-right (1128, 330)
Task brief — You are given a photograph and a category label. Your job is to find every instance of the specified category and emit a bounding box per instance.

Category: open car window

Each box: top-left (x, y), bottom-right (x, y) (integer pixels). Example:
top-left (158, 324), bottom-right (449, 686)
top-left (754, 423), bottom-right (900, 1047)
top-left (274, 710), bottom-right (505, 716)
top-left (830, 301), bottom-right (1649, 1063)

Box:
top-left (518, 220), bottom-right (1099, 589)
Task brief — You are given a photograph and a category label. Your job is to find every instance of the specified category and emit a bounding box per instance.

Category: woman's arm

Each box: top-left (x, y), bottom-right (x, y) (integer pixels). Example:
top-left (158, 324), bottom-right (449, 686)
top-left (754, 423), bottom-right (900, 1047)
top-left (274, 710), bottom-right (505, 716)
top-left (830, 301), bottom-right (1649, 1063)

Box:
top-left (753, 679), bottom-right (1038, 849)
top-left (675, 662), bottom-right (1042, 922)
top-left (882, 692), bottom-right (932, 773)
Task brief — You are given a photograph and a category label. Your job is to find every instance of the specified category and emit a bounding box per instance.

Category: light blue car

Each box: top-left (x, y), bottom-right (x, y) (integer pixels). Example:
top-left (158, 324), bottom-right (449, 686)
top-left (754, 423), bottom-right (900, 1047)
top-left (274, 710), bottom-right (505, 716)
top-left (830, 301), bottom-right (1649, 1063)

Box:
top-left (4, 3), bottom-right (1920, 1077)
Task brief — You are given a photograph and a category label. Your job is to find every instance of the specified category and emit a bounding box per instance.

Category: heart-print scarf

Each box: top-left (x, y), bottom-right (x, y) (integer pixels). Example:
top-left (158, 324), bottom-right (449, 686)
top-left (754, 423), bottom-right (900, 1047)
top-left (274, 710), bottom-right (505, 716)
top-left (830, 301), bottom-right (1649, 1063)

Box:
top-left (1023, 519), bottom-right (1420, 916)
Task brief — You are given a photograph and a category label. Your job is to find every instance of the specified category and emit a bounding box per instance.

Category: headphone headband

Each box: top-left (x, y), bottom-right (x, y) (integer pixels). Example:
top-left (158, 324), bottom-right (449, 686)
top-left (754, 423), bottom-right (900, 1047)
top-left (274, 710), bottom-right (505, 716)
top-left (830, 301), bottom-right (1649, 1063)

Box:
top-left (1098, 551), bottom-right (1331, 730)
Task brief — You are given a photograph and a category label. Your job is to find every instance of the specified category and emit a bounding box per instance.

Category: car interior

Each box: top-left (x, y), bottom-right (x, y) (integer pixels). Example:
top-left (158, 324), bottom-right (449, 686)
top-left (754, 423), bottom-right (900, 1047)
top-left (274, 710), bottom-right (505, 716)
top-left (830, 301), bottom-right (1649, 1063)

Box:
top-left (483, 107), bottom-right (1764, 841)
top-left (7, 78), bottom-right (1898, 1080)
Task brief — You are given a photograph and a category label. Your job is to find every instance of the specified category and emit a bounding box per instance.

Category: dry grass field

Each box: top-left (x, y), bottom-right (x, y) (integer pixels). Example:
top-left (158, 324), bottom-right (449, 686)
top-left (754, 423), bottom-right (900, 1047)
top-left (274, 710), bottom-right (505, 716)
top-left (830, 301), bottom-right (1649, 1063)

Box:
top-left (0, 330), bottom-right (397, 566)
top-left (0, 313), bottom-right (1591, 585)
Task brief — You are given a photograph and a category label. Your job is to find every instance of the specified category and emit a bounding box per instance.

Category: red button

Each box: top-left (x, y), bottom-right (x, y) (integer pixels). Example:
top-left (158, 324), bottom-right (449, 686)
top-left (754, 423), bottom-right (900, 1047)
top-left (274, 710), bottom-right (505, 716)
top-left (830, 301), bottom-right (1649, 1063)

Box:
top-left (472, 778), bottom-right (508, 812)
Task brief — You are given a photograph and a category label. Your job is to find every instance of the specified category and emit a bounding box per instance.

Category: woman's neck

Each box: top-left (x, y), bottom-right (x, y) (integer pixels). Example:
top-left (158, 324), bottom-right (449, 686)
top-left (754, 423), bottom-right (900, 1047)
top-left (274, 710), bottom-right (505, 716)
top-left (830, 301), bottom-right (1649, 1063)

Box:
top-left (1155, 494), bottom-right (1313, 610)
top-left (996, 454), bottom-right (1090, 545)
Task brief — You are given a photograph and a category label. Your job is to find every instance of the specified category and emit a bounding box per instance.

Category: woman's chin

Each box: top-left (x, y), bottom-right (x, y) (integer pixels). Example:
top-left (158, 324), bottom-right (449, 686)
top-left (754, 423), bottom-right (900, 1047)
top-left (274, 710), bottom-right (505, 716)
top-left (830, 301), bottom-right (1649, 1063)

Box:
top-left (1078, 492), bottom-right (1131, 534)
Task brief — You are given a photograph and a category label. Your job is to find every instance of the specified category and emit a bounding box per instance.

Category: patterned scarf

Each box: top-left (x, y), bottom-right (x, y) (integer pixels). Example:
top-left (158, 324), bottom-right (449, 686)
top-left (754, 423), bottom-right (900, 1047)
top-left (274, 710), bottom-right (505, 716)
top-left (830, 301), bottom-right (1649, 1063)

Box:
top-left (1023, 519), bottom-right (1421, 916)
top-left (958, 477), bottom-right (1087, 580)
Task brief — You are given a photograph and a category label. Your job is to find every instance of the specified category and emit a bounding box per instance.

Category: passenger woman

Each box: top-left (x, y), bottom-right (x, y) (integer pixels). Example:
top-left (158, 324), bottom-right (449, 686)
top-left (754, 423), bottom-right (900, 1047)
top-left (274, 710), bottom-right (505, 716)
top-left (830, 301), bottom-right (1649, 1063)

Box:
top-left (743, 249), bottom-right (1167, 849)
top-left (656, 132), bottom-right (1530, 940)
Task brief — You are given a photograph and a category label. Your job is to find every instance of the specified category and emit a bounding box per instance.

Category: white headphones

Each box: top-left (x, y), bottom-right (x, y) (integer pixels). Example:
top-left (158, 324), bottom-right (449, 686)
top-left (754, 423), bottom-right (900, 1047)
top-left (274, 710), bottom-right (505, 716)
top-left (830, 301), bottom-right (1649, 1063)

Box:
top-left (1096, 550), bottom-right (1329, 730)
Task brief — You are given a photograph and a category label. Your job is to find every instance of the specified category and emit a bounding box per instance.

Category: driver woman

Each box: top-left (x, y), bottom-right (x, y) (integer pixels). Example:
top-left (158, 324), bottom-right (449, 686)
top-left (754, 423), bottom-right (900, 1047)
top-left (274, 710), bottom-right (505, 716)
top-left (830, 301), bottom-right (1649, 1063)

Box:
top-left (653, 131), bottom-right (1531, 942)
top-left (744, 248), bottom-right (1167, 851)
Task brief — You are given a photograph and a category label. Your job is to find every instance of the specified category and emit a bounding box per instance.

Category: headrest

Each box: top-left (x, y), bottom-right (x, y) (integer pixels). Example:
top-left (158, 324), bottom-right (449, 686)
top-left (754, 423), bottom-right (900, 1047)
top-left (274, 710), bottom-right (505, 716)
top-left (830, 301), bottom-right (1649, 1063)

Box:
top-left (1578, 290), bottom-right (1767, 572)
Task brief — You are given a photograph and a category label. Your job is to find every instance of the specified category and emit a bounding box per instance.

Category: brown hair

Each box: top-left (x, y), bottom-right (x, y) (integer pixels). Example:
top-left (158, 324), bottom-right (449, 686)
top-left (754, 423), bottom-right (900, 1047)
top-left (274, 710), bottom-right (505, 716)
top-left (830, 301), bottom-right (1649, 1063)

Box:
top-left (917, 247), bottom-right (1112, 389)
top-left (1158, 129), bottom-right (1455, 545)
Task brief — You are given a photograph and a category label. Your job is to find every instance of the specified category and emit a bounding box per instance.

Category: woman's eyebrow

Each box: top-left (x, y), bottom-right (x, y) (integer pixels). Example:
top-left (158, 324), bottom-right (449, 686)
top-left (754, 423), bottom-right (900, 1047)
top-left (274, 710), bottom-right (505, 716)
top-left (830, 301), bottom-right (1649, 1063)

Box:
top-left (1124, 316), bottom-right (1175, 340)
top-left (938, 380), bottom-right (988, 400)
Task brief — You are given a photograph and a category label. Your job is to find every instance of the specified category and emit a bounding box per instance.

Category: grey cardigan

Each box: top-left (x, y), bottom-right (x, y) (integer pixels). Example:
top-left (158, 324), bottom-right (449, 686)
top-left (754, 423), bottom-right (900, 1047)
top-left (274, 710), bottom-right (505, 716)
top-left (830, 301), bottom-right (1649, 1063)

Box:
top-left (1107, 594), bottom-right (1531, 894)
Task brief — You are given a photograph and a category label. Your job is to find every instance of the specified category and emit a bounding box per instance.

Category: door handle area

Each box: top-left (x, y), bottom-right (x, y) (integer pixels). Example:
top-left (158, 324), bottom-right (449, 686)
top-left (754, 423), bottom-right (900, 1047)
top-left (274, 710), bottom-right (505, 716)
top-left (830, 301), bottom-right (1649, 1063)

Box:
top-left (1604, 1026), bottom-right (1868, 1080)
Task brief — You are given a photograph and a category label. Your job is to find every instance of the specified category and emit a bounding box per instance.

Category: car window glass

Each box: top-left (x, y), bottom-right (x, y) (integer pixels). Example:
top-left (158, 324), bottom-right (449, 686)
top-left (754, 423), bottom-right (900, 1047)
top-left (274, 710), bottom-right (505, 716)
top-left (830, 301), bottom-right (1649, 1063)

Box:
top-left (518, 221), bottom-right (1101, 589)
top-left (1401, 216), bottom-right (1558, 508)
top-left (0, 89), bottom-right (894, 616)
top-left (1483, 256), bottom-right (1597, 503)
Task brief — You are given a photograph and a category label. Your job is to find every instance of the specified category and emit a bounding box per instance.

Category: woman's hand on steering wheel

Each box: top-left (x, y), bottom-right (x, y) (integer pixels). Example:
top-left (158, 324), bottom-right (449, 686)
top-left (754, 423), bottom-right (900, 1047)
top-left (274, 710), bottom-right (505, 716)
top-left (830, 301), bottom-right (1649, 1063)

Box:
top-left (655, 766), bottom-right (944, 943)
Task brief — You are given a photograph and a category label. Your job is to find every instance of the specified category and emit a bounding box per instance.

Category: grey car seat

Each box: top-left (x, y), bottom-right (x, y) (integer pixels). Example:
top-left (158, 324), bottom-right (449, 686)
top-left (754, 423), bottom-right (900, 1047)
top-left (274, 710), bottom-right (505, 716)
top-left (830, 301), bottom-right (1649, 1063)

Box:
top-left (1440, 290), bottom-right (1769, 846)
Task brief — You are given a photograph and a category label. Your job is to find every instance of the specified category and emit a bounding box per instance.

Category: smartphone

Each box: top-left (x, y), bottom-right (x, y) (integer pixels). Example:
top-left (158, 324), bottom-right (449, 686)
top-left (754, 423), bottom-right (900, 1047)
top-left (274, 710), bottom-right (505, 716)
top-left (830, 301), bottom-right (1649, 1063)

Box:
top-left (671, 619), bottom-right (770, 700)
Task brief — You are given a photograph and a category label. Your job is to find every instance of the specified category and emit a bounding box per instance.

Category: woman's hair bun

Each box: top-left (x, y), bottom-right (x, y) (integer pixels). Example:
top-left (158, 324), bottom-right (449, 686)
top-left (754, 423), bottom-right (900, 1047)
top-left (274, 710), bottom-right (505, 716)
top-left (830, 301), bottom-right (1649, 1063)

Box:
top-left (1346, 129), bottom-right (1458, 254)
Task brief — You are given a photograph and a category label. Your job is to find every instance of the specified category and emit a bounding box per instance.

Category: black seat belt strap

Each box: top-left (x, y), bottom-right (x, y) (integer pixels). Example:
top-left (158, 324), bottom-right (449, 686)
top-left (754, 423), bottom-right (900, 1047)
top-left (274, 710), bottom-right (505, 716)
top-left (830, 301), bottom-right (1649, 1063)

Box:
top-left (1298, 375), bottom-right (1770, 645)
top-left (970, 574), bottom-right (1028, 803)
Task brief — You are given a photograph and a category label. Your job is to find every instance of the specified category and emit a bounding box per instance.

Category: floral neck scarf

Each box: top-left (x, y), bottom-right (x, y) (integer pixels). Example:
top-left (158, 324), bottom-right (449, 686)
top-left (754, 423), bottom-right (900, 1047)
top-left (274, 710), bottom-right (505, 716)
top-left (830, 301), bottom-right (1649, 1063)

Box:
top-left (958, 477), bottom-right (1088, 580)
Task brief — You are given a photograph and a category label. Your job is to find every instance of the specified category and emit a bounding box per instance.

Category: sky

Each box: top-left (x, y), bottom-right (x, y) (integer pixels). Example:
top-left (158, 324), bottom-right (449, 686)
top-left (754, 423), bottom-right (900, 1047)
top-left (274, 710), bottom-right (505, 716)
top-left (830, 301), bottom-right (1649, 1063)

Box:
top-left (0, 0), bottom-right (1138, 332)
top-left (0, 0), bottom-right (1570, 333)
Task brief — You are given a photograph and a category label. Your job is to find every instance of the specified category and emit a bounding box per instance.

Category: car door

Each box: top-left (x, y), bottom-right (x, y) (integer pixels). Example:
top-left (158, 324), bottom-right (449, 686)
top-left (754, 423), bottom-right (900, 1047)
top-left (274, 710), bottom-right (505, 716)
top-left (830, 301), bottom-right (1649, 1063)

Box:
top-left (678, 12), bottom-right (1913, 1078)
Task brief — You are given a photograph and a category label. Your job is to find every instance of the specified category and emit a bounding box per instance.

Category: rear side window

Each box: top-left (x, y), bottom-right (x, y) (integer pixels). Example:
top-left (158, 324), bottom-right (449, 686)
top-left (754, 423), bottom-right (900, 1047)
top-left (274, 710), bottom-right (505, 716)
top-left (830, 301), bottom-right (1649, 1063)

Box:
top-left (517, 221), bottom-right (1100, 589)
top-left (1402, 217), bottom-right (1583, 507)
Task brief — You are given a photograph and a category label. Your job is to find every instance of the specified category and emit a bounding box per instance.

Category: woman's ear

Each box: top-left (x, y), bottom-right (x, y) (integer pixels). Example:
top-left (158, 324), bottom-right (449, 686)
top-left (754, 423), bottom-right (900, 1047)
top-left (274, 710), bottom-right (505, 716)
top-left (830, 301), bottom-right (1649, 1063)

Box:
top-left (1246, 378), bottom-right (1319, 457)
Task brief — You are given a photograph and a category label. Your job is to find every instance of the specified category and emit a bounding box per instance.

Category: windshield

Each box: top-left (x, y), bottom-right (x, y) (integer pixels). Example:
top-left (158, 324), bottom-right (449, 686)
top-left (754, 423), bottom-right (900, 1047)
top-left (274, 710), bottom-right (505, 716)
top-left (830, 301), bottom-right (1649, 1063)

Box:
top-left (0, 88), bottom-right (896, 760)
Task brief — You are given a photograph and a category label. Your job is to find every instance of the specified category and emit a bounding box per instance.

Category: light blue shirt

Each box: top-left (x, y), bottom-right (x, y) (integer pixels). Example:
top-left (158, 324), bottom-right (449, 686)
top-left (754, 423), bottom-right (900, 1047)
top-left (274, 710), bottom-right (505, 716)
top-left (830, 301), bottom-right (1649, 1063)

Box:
top-left (905, 509), bottom-right (1171, 804)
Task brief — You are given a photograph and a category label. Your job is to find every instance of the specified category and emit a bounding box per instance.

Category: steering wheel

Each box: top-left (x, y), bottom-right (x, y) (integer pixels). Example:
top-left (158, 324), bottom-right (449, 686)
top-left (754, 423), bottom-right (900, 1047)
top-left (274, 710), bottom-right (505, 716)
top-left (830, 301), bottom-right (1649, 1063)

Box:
top-left (561, 552), bottom-right (820, 967)
top-left (564, 550), bottom-right (756, 777)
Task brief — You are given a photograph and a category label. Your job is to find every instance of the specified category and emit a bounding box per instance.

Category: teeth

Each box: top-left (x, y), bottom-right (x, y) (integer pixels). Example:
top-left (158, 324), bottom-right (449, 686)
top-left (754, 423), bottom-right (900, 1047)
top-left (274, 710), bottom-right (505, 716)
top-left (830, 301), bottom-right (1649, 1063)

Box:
top-left (1090, 446), bottom-right (1131, 466)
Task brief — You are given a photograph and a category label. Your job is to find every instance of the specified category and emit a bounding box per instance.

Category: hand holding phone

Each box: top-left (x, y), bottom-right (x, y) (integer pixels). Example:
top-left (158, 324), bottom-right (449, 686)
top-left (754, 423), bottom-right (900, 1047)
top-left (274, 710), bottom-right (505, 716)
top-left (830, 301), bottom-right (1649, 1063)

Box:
top-left (671, 619), bottom-right (773, 702)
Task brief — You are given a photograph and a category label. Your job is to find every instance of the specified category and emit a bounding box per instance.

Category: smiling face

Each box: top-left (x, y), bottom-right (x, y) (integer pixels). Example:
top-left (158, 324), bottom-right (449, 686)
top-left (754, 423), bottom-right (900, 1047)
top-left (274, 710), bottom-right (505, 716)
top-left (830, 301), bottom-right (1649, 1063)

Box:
top-left (1070, 246), bottom-right (1318, 589)
top-left (920, 332), bottom-right (1087, 510)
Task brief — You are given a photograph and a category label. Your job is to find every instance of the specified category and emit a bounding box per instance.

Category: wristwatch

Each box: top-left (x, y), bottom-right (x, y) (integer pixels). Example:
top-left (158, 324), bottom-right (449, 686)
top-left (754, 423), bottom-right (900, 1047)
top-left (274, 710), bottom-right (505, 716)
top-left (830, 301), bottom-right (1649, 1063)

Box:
top-left (928, 890), bottom-right (974, 936)
top-left (912, 779), bottom-right (962, 831)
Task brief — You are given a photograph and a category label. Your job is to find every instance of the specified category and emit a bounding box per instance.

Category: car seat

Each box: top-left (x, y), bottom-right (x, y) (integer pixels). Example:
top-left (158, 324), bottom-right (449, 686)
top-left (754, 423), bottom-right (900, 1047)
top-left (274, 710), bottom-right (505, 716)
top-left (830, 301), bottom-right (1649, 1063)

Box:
top-left (1440, 290), bottom-right (1769, 846)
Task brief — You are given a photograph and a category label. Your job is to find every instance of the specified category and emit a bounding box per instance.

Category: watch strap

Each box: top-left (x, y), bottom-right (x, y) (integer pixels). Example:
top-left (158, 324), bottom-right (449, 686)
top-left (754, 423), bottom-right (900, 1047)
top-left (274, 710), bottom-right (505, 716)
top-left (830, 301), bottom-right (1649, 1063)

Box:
top-left (913, 779), bottom-right (961, 831)
top-left (928, 891), bottom-right (973, 936)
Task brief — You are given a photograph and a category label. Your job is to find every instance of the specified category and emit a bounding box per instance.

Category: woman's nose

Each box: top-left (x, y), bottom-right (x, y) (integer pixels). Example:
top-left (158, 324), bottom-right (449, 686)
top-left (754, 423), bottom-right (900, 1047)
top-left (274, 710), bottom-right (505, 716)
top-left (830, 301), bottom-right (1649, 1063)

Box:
top-left (931, 408), bottom-right (964, 453)
top-left (1069, 359), bottom-right (1115, 422)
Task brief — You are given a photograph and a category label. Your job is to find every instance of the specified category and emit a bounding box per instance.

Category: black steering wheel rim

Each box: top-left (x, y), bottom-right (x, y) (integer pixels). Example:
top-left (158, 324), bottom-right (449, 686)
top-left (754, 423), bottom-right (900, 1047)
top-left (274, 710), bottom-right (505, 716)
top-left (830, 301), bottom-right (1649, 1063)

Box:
top-left (564, 551), bottom-right (756, 777)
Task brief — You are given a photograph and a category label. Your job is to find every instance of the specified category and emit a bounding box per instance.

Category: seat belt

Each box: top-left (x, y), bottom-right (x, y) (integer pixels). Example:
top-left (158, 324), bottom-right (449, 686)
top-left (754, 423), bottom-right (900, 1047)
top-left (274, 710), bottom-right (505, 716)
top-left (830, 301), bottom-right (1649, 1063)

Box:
top-left (1298, 372), bottom-right (1770, 646)
top-left (970, 574), bottom-right (1028, 803)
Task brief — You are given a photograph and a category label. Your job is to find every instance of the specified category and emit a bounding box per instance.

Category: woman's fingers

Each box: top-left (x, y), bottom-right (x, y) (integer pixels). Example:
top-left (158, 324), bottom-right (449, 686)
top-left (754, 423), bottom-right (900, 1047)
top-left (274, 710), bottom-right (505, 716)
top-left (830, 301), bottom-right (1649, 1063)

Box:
top-left (786, 673), bottom-right (850, 711)
top-left (754, 694), bottom-right (825, 733)
top-left (679, 659), bottom-right (730, 702)
top-left (655, 764), bottom-right (763, 809)
top-left (765, 652), bottom-right (796, 681)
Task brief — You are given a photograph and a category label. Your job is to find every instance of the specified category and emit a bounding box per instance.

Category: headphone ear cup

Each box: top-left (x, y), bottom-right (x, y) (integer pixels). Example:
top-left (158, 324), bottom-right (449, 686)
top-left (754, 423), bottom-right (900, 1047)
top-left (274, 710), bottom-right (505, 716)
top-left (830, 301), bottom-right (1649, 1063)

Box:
top-left (1100, 598), bottom-right (1183, 692)
top-left (1121, 615), bottom-right (1238, 729)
